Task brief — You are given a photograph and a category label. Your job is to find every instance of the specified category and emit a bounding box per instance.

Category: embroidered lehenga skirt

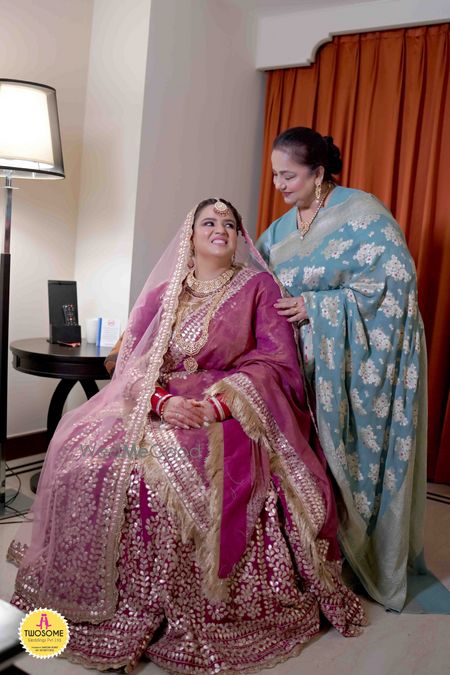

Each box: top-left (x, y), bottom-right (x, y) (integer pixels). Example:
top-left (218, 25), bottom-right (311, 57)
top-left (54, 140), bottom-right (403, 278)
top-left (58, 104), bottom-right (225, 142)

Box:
top-left (9, 463), bottom-right (363, 673)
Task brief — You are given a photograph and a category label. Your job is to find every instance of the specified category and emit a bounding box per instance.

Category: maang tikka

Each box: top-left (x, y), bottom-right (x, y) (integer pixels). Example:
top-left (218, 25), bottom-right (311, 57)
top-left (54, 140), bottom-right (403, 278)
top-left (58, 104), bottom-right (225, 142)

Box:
top-left (213, 200), bottom-right (231, 217)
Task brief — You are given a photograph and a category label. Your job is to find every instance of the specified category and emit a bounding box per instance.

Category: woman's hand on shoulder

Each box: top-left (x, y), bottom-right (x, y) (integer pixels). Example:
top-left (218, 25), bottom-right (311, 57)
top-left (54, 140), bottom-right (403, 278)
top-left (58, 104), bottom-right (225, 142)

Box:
top-left (274, 295), bottom-right (308, 323)
top-left (162, 396), bottom-right (210, 429)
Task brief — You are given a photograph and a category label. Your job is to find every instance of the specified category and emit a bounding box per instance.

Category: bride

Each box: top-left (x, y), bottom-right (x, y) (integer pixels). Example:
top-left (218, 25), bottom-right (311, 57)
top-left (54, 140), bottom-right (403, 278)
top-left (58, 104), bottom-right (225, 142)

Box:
top-left (7, 198), bottom-right (365, 673)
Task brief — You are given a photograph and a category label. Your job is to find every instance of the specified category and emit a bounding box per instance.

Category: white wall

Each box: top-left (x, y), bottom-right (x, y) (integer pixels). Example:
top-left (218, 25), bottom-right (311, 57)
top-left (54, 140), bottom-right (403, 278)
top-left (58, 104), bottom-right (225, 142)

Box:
top-left (65, 0), bottom-right (151, 412)
top-left (129, 0), bottom-right (265, 304)
top-left (2, 0), bottom-right (151, 435)
top-left (256, 0), bottom-right (450, 69)
top-left (0, 0), bottom-right (94, 436)
top-left (74, 0), bottom-right (152, 332)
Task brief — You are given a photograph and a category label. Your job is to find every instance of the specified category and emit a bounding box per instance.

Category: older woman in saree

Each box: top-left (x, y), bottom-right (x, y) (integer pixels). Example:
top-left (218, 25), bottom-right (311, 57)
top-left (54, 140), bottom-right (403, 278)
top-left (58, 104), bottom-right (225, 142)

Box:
top-left (7, 198), bottom-right (365, 673)
top-left (256, 127), bottom-right (427, 613)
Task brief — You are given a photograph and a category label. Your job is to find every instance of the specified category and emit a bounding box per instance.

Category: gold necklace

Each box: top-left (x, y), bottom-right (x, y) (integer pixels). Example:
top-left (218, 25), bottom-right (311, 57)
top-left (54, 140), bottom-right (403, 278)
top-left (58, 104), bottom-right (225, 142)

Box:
top-left (175, 268), bottom-right (236, 373)
top-left (296, 184), bottom-right (333, 240)
top-left (185, 267), bottom-right (235, 297)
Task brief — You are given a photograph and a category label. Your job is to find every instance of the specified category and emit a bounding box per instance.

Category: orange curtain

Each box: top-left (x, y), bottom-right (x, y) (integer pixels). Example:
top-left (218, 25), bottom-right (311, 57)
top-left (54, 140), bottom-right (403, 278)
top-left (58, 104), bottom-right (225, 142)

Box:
top-left (257, 24), bottom-right (450, 484)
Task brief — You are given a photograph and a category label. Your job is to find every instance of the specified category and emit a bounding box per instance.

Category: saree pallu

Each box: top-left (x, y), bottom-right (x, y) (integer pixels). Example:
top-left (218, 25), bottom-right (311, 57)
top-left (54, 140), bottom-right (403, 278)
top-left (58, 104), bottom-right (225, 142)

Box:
top-left (257, 188), bottom-right (427, 611)
top-left (7, 267), bottom-right (365, 673)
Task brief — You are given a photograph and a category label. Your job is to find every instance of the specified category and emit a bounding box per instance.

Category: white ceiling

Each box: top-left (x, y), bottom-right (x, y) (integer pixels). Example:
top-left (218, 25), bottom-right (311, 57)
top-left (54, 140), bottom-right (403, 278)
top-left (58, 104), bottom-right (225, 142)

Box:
top-left (225, 0), bottom-right (377, 16)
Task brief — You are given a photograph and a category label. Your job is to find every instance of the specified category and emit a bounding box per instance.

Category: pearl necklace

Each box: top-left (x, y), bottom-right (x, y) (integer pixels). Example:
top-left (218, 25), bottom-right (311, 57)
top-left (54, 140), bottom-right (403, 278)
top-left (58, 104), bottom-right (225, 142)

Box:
top-left (296, 184), bottom-right (333, 240)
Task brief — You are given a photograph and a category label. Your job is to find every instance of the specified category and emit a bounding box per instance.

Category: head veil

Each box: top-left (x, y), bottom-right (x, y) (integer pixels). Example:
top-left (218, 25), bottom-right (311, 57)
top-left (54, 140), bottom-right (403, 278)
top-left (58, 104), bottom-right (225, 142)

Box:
top-left (9, 200), bottom-right (288, 622)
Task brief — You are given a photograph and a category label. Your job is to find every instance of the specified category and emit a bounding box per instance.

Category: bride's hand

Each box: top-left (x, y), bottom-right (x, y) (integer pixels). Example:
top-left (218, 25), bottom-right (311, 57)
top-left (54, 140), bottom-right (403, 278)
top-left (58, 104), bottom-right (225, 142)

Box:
top-left (162, 396), bottom-right (207, 429)
top-left (274, 295), bottom-right (308, 323)
top-left (192, 399), bottom-right (216, 425)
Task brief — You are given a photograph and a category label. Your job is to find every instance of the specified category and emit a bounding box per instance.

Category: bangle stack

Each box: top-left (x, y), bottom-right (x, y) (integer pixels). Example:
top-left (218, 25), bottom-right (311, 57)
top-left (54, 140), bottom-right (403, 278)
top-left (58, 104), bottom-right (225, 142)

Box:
top-left (150, 387), bottom-right (231, 424)
top-left (208, 395), bottom-right (231, 422)
top-left (151, 387), bottom-right (173, 419)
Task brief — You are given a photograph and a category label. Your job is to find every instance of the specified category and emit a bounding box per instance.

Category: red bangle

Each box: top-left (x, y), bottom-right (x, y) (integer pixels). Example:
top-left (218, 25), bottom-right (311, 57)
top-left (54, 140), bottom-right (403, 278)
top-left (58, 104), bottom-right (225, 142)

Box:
top-left (151, 386), bottom-right (173, 416)
top-left (216, 395), bottom-right (231, 419)
top-left (208, 395), bottom-right (231, 421)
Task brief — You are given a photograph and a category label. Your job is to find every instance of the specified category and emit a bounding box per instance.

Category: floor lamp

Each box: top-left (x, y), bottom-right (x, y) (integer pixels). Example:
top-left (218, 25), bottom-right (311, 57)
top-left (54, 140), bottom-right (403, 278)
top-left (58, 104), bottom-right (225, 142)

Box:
top-left (0, 79), bottom-right (64, 519)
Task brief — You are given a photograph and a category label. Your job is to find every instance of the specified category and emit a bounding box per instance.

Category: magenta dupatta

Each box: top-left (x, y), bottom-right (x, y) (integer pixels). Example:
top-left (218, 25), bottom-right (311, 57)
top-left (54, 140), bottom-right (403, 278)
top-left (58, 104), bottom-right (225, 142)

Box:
top-left (144, 266), bottom-right (341, 594)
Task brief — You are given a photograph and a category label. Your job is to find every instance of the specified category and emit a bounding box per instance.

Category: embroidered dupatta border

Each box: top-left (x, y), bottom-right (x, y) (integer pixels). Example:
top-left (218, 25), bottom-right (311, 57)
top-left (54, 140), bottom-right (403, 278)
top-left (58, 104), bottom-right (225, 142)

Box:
top-left (7, 211), bottom-right (197, 624)
top-left (139, 268), bottom-right (270, 603)
top-left (206, 373), bottom-right (335, 589)
top-left (269, 193), bottom-right (393, 268)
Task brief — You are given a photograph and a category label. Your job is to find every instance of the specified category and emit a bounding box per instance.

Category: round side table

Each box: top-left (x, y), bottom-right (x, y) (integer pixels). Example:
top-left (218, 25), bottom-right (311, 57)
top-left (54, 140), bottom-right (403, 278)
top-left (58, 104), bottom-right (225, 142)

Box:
top-left (10, 338), bottom-right (111, 492)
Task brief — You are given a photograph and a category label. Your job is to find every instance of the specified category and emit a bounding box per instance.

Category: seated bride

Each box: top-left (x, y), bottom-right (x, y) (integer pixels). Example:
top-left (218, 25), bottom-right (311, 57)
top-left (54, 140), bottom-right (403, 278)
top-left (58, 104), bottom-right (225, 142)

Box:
top-left (7, 198), bottom-right (365, 673)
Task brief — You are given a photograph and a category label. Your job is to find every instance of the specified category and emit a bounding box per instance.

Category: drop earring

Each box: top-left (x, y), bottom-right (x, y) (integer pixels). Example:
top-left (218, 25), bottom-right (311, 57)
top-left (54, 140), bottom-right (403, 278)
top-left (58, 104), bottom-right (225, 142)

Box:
top-left (188, 241), bottom-right (195, 269)
top-left (315, 182), bottom-right (322, 202)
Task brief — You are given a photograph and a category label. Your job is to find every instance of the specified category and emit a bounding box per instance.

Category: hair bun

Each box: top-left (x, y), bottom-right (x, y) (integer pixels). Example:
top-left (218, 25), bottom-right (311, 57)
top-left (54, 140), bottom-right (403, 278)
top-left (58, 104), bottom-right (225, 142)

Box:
top-left (323, 135), bottom-right (342, 175)
top-left (272, 127), bottom-right (342, 180)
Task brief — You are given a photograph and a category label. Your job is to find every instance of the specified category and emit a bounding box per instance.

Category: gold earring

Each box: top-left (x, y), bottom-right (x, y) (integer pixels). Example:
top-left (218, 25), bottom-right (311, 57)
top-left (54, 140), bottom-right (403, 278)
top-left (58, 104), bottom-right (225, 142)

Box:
top-left (188, 241), bottom-right (195, 268)
top-left (315, 182), bottom-right (322, 202)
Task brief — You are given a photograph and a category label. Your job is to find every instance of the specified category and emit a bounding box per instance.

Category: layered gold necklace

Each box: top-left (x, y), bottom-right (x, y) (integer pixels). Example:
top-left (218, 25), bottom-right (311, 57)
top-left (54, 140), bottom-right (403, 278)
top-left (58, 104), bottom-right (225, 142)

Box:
top-left (296, 183), bottom-right (333, 240)
top-left (185, 267), bottom-right (235, 297)
top-left (174, 266), bottom-right (236, 373)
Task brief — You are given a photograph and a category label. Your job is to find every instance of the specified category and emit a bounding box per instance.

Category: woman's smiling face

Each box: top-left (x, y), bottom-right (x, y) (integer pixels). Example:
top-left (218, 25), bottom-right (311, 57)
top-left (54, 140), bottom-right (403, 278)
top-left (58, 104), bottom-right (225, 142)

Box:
top-left (271, 148), bottom-right (323, 207)
top-left (192, 204), bottom-right (238, 264)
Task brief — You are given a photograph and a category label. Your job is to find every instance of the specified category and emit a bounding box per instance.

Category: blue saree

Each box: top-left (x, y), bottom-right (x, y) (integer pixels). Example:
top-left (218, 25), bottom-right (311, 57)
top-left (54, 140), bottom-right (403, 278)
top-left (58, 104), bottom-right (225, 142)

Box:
top-left (257, 186), bottom-right (428, 611)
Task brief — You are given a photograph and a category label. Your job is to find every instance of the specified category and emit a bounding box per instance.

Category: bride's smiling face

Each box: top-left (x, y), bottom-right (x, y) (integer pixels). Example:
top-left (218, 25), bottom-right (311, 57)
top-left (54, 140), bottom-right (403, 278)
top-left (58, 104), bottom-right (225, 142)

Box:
top-left (192, 204), bottom-right (238, 265)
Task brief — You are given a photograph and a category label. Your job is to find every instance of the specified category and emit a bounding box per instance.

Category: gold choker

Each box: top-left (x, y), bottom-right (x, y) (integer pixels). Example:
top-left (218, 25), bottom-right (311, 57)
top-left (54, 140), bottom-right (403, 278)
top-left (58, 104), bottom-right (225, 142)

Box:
top-left (186, 267), bottom-right (236, 296)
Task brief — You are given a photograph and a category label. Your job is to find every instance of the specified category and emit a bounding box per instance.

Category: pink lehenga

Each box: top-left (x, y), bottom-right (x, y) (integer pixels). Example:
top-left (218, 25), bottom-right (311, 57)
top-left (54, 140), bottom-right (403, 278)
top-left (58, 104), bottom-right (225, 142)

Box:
top-left (7, 206), bottom-right (366, 673)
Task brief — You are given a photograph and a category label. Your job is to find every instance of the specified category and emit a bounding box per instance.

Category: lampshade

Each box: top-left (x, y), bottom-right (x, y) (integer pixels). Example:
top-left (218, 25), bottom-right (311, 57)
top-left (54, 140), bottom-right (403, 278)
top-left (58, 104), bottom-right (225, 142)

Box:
top-left (0, 79), bottom-right (64, 180)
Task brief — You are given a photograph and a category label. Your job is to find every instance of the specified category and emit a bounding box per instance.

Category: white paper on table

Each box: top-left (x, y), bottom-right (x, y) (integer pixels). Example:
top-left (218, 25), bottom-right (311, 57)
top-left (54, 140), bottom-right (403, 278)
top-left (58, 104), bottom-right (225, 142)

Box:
top-left (98, 317), bottom-right (121, 347)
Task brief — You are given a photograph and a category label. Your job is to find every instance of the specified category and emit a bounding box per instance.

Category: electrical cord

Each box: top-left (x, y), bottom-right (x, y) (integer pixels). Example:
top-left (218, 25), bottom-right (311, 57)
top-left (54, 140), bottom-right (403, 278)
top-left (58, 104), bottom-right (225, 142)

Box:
top-left (0, 461), bottom-right (33, 523)
top-left (5, 460), bottom-right (22, 506)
